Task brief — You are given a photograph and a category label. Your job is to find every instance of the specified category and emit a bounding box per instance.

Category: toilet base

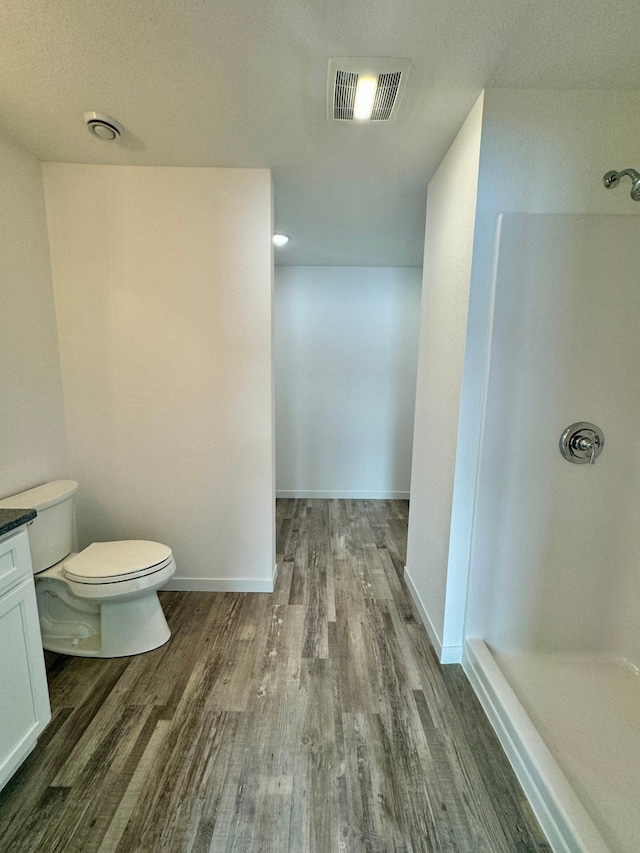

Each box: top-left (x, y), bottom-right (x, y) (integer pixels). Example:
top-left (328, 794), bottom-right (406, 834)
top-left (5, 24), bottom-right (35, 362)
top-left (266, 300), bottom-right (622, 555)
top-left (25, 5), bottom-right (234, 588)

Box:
top-left (37, 583), bottom-right (171, 658)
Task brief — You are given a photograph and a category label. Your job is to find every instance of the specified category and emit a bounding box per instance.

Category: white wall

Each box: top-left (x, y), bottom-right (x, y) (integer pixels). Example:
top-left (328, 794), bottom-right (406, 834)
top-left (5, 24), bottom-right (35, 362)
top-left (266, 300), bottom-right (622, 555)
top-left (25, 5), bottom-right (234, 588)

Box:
top-left (0, 132), bottom-right (68, 498)
top-left (458, 91), bottom-right (640, 645)
top-left (404, 93), bottom-right (484, 662)
top-left (43, 165), bottom-right (275, 591)
top-left (275, 266), bottom-right (421, 498)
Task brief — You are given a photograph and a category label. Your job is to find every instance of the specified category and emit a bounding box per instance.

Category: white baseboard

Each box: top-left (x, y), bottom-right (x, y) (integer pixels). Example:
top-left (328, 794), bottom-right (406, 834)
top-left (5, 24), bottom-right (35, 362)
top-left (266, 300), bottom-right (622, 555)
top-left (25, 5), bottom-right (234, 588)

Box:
top-left (403, 566), bottom-right (462, 664)
top-left (439, 644), bottom-right (463, 665)
top-left (276, 490), bottom-right (410, 499)
top-left (462, 638), bottom-right (610, 853)
top-left (164, 575), bottom-right (275, 593)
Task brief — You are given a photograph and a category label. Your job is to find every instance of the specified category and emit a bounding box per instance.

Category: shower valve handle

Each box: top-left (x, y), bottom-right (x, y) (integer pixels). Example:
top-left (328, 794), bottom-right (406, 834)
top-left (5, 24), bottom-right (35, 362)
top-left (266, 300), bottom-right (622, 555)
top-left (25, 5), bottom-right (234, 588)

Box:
top-left (574, 435), bottom-right (596, 464)
top-left (560, 423), bottom-right (604, 465)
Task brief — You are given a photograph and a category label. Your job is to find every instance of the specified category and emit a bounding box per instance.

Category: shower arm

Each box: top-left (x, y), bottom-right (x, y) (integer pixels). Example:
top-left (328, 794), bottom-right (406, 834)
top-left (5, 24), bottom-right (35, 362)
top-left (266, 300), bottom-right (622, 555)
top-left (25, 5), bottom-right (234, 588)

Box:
top-left (603, 168), bottom-right (640, 186)
top-left (603, 168), bottom-right (640, 198)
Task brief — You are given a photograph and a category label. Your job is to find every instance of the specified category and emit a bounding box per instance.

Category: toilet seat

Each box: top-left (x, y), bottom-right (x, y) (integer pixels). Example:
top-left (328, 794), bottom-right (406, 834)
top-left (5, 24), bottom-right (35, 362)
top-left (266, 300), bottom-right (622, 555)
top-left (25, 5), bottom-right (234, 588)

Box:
top-left (63, 540), bottom-right (174, 584)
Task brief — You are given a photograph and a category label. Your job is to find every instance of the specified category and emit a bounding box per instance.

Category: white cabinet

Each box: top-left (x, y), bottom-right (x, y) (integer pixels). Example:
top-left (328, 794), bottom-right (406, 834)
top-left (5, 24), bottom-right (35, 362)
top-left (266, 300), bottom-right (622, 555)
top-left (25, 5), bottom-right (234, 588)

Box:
top-left (0, 527), bottom-right (51, 790)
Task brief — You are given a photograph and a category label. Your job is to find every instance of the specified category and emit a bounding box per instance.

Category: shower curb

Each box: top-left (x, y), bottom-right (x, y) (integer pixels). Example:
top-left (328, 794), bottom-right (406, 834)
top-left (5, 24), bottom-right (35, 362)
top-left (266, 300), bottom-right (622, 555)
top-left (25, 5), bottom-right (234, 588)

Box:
top-left (462, 637), bottom-right (611, 853)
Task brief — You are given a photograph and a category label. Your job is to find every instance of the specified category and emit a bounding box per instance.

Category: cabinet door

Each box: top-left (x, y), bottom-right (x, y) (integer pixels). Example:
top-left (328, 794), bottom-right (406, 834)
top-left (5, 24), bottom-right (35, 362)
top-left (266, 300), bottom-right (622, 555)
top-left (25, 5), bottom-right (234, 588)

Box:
top-left (0, 527), bottom-right (31, 597)
top-left (0, 577), bottom-right (51, 790)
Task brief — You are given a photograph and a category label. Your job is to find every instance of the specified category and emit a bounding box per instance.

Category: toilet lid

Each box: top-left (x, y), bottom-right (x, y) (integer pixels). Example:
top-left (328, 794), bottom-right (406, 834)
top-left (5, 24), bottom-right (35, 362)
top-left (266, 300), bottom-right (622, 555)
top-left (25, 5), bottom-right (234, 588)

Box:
top-left (63, 540), bottom-right (173, 583)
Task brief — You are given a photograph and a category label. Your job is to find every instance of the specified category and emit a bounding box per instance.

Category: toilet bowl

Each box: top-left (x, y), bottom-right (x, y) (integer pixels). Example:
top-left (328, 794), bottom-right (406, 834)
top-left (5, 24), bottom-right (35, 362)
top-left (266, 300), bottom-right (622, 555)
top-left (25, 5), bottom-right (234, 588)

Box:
top-left (0, 481), bottom-right (176, 658)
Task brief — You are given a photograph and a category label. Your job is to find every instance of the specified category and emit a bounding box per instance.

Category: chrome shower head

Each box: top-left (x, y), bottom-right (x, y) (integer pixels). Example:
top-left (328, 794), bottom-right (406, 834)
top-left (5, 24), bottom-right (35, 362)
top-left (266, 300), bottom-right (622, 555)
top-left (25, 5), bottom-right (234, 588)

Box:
top-left (603, 168), bottom-right (640, 200)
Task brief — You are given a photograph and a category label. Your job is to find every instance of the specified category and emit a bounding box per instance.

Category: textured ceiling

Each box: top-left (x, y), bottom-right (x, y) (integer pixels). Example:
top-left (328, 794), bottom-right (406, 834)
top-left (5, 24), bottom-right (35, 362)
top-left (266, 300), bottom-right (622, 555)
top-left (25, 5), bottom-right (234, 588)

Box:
top-left (1, 0), bottom-right (639, 265)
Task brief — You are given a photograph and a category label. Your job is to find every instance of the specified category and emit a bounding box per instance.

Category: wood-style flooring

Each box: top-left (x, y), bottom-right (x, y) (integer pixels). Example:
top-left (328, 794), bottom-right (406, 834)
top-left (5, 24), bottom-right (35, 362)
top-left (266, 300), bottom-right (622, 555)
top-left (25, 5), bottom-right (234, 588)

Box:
top-left (0, 500), bottom-right (550, 852)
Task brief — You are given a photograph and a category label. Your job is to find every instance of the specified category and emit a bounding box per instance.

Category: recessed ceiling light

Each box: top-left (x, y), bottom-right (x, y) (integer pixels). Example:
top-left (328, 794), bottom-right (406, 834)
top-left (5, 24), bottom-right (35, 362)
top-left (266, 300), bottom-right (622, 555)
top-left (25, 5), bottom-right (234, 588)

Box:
top-left (272, 234), bottom-right (289, 246)
top-left (353, 76), bottom-right (377, 121)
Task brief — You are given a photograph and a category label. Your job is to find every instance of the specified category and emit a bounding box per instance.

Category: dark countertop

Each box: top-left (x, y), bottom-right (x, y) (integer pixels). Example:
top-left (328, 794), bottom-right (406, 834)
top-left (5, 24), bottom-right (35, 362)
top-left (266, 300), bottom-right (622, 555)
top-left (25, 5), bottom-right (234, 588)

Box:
top-left (0, 508), bottom-right (37, 539)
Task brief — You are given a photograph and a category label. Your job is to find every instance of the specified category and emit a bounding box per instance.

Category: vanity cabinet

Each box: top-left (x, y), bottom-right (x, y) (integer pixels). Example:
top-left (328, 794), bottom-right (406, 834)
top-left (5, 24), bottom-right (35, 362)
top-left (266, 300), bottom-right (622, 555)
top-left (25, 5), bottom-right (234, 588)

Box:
top-left (0, 526), bottom-right (51, 791)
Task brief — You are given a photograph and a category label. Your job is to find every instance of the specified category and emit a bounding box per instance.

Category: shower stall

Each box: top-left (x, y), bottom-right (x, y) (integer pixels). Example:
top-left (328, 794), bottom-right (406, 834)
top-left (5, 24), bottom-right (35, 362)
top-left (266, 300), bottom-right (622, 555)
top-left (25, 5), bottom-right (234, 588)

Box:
top-left (463, 213), bottom-right (640, 853)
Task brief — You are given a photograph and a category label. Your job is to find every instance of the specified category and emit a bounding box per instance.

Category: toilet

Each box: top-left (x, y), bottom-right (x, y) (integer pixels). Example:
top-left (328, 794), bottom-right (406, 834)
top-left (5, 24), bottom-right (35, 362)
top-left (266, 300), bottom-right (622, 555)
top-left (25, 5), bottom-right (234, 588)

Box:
top-left (0, 480), bottom-right (175, 658)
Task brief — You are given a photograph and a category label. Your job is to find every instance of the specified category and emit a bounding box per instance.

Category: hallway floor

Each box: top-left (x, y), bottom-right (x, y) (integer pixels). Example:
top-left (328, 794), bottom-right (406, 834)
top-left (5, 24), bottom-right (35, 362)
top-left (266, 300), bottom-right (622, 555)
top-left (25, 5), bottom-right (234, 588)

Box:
top-left (0, 500), bottom-right (549, 852)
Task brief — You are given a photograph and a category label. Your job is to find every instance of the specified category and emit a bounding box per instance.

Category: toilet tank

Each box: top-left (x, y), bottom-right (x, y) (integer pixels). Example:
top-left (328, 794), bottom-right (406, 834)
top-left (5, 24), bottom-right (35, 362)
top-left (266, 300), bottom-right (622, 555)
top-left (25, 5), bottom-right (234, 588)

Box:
top-left (0, 480), bottom-right (78, 572)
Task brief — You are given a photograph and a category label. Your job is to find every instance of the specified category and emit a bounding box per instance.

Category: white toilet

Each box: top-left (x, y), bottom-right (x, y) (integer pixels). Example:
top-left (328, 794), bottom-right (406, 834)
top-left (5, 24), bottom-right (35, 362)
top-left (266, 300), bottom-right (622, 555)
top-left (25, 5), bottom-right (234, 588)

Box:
top-left (0, 480), bottom-right (176, 658)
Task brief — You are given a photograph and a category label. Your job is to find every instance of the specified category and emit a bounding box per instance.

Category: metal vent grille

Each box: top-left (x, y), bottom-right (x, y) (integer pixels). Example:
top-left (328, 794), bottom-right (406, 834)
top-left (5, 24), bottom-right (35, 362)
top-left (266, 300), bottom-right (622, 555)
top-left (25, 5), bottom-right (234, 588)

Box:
top-left (327, 58), bottom-right (411, 123)
top-left (333, 70), bottom-right (359, 120)
top-left (370, 72), bottom-right (402, 120)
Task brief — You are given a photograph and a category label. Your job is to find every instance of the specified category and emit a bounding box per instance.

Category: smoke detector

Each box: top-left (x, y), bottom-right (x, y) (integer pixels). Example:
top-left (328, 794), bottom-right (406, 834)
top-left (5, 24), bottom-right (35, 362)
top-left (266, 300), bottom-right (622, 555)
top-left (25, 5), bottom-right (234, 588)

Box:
top-left (327, 57), bottom-right (411, 123)
top-left (84, 112), bottom-right (123, 141)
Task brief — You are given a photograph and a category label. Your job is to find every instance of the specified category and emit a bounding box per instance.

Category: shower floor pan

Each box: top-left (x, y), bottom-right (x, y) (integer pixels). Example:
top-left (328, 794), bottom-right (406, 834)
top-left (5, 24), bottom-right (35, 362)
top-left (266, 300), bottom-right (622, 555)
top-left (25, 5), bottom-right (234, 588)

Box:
top-left (464, 638), bottom-right (639, 853)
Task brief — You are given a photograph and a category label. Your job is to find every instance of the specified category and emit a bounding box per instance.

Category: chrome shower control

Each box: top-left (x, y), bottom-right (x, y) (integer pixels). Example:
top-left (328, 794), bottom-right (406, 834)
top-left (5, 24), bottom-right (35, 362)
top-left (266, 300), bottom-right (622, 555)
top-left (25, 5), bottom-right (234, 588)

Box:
top-left (559, 422), bottom-right (604, 465)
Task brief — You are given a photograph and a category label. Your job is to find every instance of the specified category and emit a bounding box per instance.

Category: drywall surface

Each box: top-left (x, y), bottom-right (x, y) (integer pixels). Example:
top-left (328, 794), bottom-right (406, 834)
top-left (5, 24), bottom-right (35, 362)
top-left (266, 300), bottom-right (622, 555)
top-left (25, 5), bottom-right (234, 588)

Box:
top-left (275, 265), bottom-right (421, 497)
top-left (0, 132), bottom-right (68, 498)
top-left (275, 266), bottom-right (421, 498)
top-left (460, 90), bottom-right (640, 642)
top-left (43, 164), bottom-right (274, 589)
top-left (405, 93), bottom-right (483, 661)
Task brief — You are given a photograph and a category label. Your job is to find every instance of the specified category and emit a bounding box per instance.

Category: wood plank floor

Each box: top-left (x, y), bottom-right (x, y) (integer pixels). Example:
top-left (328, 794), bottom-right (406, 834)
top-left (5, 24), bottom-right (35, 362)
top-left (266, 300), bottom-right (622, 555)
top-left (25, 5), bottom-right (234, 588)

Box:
top-left (0, 500), bottom-right (550, 852)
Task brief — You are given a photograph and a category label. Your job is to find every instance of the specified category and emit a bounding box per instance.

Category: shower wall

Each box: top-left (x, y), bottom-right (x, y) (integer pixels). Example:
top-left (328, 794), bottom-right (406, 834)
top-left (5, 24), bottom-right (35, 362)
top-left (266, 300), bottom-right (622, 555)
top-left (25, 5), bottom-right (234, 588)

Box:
top-left (466, 213), bottom-right (640, 664)
top-left (408, 89), bottom-right (640, 661)
top-left (447, 89), bottom-right (640, 653)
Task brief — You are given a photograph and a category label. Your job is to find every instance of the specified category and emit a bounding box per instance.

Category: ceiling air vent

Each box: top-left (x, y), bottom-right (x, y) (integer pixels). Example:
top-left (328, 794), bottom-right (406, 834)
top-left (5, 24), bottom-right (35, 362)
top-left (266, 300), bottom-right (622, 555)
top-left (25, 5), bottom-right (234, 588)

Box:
top-left (327, 57), bottom-right (411, 123)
